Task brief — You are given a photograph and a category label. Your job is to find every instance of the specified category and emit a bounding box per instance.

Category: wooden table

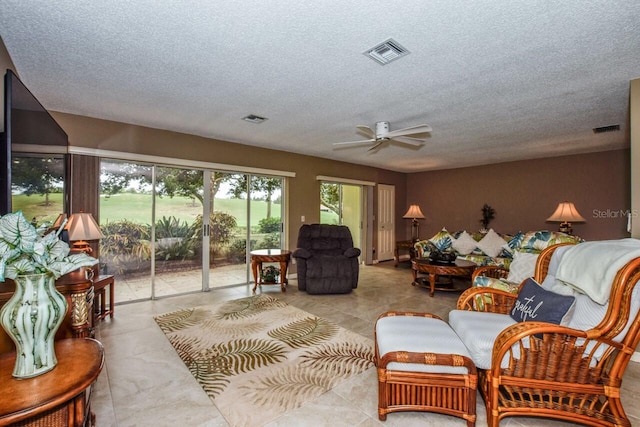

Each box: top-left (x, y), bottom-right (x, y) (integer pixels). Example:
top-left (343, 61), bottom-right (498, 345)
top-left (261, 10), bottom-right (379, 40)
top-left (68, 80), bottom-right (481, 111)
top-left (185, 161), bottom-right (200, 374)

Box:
top-left (0, 338), bottom-right (104, 426)
top-left (250, 249), bottom-right (291, 292)
top-left (411, 259), bottom-right (477, 297)
top-left (394, 240), bottom-right (415, 267)
top-left (93, 275), bottom-right (115, 321)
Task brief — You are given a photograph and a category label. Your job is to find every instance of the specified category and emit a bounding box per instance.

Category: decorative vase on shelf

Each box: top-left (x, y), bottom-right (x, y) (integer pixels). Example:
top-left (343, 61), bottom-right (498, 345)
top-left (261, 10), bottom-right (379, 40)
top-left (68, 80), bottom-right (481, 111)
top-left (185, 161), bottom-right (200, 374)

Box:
top-left (0, 273), bottom-right (68, 378)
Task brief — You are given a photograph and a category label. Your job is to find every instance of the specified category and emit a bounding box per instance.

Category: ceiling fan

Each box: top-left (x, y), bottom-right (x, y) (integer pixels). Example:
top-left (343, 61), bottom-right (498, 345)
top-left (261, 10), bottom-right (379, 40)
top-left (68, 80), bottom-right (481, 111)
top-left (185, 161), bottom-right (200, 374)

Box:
top-left (332, 121), bottom-right (432, 151)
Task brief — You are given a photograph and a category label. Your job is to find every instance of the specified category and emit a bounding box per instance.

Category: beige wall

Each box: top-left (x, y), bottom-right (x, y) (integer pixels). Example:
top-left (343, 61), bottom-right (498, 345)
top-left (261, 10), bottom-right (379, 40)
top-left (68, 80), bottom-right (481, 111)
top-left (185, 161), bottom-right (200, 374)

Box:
top-left (407, 149), bottom-right (630, 241)
top-left (51, 112), bottom-right (407, 259)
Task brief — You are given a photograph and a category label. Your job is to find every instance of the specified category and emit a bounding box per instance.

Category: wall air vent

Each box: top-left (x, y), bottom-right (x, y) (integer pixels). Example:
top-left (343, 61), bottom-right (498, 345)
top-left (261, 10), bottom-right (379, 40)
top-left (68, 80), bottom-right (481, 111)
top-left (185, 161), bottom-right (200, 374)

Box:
top-left (242, 114), bottom-right (267, 124)
top-left (593, 124), bottom-right (620, 133)
top-left (364, 38), bottom-right (410, 65)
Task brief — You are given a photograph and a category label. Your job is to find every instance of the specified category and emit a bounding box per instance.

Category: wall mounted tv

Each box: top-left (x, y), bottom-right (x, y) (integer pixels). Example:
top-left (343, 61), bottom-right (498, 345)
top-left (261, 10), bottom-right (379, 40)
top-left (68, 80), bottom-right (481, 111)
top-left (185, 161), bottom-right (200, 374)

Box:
top-left (1, 69), bottom-right (69, 216)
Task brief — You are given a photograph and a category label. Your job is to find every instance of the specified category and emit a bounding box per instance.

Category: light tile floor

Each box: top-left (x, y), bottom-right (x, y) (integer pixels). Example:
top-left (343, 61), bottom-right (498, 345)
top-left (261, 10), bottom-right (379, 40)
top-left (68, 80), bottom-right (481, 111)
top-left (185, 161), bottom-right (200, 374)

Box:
top-left (114, 263), bottom-right (250, 302)
top-left (92, 261), bottom-right (640, 427)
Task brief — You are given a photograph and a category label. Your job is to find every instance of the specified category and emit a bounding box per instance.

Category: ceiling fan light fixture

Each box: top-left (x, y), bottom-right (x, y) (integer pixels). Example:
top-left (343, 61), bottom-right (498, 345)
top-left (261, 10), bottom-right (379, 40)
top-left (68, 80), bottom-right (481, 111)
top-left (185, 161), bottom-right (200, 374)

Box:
top-left (364, 38), bottom-right (409, 65)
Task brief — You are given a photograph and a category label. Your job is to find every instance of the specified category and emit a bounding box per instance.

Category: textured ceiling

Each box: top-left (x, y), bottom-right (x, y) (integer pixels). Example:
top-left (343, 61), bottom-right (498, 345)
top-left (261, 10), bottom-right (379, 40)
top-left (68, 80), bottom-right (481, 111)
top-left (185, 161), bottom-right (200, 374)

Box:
top-left (1, 0), bottom-right (639, 172)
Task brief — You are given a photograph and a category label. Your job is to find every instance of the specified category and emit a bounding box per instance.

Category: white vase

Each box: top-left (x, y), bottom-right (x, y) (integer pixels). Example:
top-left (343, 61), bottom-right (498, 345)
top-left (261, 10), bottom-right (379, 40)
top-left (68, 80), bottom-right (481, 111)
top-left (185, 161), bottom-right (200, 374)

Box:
top-left (0, 273), bottom-right (68, 378)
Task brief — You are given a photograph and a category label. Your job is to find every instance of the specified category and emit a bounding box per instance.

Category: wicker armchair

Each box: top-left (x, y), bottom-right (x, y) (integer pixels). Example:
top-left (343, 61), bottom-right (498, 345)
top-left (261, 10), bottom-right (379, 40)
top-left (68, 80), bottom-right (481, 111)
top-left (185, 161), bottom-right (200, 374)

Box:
top-left (471, 265), bottom-right (510, 282)
top-left (453, 243), bottom-right (640, 427)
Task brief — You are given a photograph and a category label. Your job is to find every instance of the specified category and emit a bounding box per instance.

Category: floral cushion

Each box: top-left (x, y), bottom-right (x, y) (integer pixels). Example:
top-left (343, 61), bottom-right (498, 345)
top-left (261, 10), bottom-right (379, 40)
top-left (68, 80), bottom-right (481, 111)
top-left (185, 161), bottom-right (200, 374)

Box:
top-left (458, 254), bottom-right (511, 268)
top-left (473, 275), bottom-right (520, 293)
top-left (500, 231), bottom-right (524, 257)
top-left (428, 228), bottom-right (454, 252)
top-left (519, 230), bottom-right (583, 253)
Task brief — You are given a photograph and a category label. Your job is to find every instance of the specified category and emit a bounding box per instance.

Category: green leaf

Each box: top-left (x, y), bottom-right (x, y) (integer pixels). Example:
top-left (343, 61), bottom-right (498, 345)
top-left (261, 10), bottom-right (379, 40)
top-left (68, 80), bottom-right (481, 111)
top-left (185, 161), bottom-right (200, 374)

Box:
top-left (5, 257), bottom-right (37, 278)
top-left (299, 342), bottom-right (375, 377)
top-left (0, 211), bottom-right (37, 254)
top-left (0, 211), bottom-right (98, 280)
top-left (268, 317), bottom-right (338, 349)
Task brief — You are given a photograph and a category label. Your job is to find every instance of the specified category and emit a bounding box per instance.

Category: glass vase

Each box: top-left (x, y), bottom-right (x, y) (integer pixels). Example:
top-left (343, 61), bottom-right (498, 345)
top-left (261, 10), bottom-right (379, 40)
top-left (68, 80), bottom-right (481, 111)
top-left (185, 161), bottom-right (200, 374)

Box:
top-left (0, 273), bottom-right (68, 378)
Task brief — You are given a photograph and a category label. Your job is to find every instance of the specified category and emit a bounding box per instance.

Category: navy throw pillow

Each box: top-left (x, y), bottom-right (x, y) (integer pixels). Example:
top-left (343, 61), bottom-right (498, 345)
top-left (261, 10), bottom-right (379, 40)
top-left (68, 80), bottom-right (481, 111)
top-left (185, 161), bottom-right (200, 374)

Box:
top-left (509, 278), bottom-right (575, 324)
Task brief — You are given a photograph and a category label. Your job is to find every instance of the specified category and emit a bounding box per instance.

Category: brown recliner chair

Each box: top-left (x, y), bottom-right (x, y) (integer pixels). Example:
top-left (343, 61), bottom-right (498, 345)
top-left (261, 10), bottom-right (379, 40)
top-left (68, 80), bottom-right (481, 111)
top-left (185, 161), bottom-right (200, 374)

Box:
top-left (292, 224), bottom-right (360, 294)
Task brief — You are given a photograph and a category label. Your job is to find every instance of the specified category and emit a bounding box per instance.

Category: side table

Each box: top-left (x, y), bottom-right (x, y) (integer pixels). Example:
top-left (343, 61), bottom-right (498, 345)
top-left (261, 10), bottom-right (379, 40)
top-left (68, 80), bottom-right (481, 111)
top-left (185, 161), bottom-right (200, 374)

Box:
top-left (0, 338), bottom-right (104, 426)
top-left (250, 249), bottom-right (291, 293)
top-left (93, 275), bottom-right (115, 321)
top-left (394, 240), bottom-right (415, 267)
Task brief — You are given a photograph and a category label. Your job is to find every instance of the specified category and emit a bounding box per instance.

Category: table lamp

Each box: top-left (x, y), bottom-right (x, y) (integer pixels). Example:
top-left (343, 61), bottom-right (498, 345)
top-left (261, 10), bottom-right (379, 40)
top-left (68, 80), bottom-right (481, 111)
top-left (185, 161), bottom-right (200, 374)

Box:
top-left (403, 204), bottom-right (425, 241)
top-left (66, 211), bottom-right (104, 253)
top-left (546, 201), bottom-right (585, 235)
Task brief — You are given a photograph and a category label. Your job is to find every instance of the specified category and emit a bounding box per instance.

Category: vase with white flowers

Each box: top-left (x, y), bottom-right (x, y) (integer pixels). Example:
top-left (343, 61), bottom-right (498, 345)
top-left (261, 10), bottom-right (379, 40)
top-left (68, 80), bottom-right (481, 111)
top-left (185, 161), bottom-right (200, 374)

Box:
top-left (0, 211), bottom-right (98, 378)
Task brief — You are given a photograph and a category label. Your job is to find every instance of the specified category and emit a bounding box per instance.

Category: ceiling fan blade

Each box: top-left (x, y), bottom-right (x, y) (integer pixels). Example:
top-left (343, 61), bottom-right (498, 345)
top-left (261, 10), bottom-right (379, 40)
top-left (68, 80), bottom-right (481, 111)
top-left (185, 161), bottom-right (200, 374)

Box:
top-left (356, 125), bottom-right (375, 139)
top-left (367, 140), bottom-right (387, 152)
top-left (384, 124), bottom-right (432, 138)
top-left (332, 138), bottom-right (376, 147)
top-left (391, 136), bottom-right (426, 146)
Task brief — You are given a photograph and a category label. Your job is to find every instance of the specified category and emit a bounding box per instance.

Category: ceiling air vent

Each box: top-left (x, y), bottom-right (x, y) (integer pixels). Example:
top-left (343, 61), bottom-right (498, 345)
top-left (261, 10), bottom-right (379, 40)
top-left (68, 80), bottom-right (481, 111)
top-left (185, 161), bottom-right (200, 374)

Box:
top-left (364, 38), bottom-right (409, 65)
top-left (242, 114), bottom-right (267, 124)
top-left (593, 124), bottom-right (620, 133)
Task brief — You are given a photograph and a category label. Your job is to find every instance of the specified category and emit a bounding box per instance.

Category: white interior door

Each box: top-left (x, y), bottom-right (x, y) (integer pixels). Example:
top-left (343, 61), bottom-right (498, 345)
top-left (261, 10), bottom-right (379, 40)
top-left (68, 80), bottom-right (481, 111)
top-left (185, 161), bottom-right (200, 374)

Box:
top-left (377, 184), bottom-right (395, 262)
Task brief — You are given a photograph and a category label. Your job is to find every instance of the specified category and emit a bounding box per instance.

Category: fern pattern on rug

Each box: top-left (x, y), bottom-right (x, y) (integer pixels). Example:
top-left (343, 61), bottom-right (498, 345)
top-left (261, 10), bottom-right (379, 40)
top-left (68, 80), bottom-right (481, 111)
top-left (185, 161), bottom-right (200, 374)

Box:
top-left (154, 294), bottom-right (375, 426)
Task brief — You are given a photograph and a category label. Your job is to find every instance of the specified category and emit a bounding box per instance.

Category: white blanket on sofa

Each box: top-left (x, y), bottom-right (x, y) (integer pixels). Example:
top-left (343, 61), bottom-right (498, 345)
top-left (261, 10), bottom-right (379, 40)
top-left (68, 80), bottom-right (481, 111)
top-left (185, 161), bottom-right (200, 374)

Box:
top-left (556, 238), bottom-right (640, 304)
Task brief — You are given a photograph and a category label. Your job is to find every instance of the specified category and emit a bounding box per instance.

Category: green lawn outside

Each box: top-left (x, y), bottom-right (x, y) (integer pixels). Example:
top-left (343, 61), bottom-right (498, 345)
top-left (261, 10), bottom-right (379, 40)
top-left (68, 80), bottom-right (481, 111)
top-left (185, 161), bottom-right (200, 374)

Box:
top-left (14, 192), bottom-right (340, 228)
top-left (12, 193), bottom-right (64, 225)
top-left (100, 193), bottom-right (285, 228)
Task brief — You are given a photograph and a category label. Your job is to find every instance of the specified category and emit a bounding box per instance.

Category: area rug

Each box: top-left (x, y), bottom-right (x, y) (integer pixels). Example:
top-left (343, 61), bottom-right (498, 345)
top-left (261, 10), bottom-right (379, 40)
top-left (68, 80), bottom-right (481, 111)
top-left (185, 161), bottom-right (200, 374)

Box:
top-left (154, 294), bottom-right (375, 426)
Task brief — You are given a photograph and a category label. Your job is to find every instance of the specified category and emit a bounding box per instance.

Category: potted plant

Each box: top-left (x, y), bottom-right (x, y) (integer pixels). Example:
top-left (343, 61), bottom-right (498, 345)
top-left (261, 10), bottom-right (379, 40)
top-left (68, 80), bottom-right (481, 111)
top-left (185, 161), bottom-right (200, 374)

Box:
top-left (260, 265), bottom-right (280, 283)
top-left (480, 204), bottom-right (496, 232)
top-left (0, 211), bottom-right (98, 378)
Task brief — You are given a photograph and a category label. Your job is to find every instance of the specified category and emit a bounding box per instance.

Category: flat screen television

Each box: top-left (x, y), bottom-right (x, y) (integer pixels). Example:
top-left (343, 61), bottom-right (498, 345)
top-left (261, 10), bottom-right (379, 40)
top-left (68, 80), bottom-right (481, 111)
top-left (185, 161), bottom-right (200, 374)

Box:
top-left (1, 69), bottom-right (69, 215)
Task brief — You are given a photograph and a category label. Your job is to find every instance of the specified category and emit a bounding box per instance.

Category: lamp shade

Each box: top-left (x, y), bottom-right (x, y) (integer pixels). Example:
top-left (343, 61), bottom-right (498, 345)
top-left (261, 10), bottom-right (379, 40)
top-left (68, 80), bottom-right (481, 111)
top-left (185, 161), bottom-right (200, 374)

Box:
top-left (546, 202), bottom-right (586, 223)
top-left (403, 205), bottom-right (425, 219)
top-left (51, 213), bottom-right (67, 229)
top-left (66, 212), bottom-right (104, 241)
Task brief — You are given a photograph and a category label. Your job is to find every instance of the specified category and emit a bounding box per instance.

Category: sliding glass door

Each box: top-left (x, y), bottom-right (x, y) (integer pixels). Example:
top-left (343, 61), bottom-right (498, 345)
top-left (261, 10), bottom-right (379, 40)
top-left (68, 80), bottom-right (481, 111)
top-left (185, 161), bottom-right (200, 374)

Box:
top-left (320, 181), bottom-right (362, 251)
top-left (205, 172), bottom-right (248, 290)
top-left (99, 160), bottom-right (153, 301)
top-left (153, 166), bottom-right (204, 297)
top-left (99, 159), bottom-right (285, 302)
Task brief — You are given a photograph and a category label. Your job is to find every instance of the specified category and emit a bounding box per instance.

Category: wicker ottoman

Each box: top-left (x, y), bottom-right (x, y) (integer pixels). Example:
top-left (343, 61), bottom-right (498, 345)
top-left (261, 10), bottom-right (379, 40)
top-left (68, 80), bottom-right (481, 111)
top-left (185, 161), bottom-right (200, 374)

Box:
top-left (375, 312), bottom-right (477, 427)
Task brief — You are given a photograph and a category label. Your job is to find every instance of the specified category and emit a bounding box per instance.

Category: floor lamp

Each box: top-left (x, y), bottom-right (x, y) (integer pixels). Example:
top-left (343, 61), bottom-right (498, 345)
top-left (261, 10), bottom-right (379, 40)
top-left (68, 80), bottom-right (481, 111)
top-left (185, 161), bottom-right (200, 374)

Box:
top-left (403, 205), bottom-right (425, 241)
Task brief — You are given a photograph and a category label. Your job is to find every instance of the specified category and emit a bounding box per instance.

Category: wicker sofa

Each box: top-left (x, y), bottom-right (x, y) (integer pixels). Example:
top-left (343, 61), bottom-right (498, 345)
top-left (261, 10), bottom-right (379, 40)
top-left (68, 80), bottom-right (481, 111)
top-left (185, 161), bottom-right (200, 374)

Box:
top-left (414, 228), bottom-right (581, 273)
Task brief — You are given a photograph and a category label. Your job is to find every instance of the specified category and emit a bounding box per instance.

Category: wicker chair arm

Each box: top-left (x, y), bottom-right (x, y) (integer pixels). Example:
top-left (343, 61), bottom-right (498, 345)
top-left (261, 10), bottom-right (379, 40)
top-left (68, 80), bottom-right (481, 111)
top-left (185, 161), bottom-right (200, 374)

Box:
top-left (378, 350), bottom-right (477, 375)
top-left (471, 265), bottom-right (510, 281)
top-left (490, 321), bottom-right (622, 380)
top-left (456, 287), bottom-right (518, 313)
top-left (376, 311), bottom-right (442, 321)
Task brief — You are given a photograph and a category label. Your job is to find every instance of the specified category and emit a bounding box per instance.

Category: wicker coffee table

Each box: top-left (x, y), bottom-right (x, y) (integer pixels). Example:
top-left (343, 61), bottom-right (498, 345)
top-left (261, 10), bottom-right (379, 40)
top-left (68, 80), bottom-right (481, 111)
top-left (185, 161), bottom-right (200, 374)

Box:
top-left (411, 258), bottom-right (477, 297)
